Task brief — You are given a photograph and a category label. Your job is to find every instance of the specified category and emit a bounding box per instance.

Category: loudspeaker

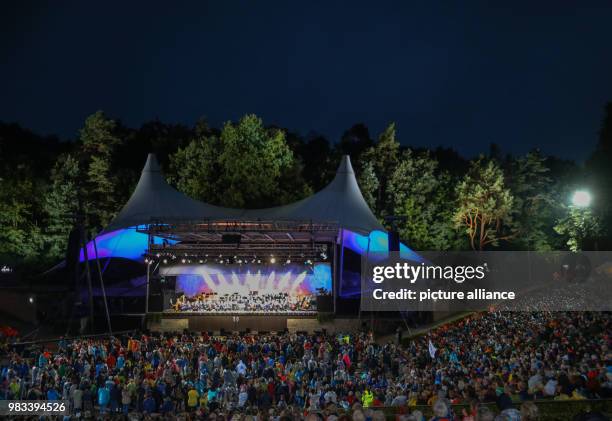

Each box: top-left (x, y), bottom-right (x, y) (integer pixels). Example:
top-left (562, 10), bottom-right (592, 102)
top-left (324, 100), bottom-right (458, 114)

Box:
top-left (66, 227), bottom-right (81, 270)
top-left (389, 230), bottom-right (400, 252)
top-left (316, 295), bottom-right (333, 312)
top-left (149, 294), bottom-right (163, 312)
top-left (66, 227), bottom-right (81, 289)
top-left (162, 289), bottom-right (177, 310)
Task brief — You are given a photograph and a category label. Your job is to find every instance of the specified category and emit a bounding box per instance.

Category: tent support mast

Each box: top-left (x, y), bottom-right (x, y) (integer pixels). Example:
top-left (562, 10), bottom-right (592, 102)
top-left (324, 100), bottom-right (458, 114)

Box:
top-left (81, 229), bottom-right (95, 333)
top-left (332, 229), bottom-right (341, 315)
top-left (358, 234), bottom-right (371, 323)
top-left (337, 229), bottom-right (345, 316)
top-left (93, 237), bottom-right (113, 335)
top-left (145, 230), bottom-right (151, 315)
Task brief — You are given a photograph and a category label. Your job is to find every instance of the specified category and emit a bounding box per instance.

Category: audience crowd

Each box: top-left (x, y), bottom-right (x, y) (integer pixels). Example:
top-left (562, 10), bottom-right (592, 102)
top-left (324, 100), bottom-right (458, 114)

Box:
top-left (0, 311), bottom-right (610, 420)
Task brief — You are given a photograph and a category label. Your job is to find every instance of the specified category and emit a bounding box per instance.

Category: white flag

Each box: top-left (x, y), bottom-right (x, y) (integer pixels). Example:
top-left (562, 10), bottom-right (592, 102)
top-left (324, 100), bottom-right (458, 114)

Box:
top-left (428, 340), bottom-right (437, 359)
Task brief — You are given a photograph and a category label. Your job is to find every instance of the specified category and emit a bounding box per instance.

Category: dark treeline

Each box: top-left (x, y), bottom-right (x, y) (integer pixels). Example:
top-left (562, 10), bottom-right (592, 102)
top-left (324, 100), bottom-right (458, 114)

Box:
top-left (1, 104), bottom-right (611, 272)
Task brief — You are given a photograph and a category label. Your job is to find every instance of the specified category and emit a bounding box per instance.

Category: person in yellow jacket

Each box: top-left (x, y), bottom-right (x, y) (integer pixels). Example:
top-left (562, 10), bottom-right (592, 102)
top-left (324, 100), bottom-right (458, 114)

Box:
top-left (187, 386), bottom-right (199, 411)
top-left (361, 389), bottom-right (374, 407)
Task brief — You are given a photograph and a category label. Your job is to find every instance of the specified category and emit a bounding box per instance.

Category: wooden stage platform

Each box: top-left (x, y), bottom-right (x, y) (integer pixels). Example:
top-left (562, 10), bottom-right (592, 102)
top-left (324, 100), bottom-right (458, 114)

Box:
top-left (147, 312), bottom-right (362, 334)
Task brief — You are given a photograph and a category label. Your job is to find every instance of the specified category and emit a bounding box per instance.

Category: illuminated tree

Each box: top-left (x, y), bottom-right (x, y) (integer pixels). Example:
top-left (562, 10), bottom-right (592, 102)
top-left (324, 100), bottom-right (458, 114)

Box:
top-left (388, 149), bottom-right (459, 250)
top-left (43, 154), bottom-right (80, 260)
top-left (218, 114), bottom-right (294, 208)
top-left (554, 204), bottom-right (601, 251)
top-left (357, 161), bottom-right (379, 212)
top-left (508, 151), bottom-right (555, 250)
top-left (361, 122), bottom-right (400, 214)
top-left (170, 134), bottom-right (221, 203)
top-left (79, 111), bottom-right (121, 230)
top-left (453, 158), bottom-right (514, 250)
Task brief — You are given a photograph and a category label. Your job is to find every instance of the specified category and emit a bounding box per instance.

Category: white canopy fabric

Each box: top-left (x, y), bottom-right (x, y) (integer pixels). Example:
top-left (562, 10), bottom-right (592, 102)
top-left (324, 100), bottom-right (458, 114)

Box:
top-left (103, 154), bottom-right (241, 232)
top-left (241, 155), bottom-right (383, 234)
top-left (104, 153), bottom-right (384, 235)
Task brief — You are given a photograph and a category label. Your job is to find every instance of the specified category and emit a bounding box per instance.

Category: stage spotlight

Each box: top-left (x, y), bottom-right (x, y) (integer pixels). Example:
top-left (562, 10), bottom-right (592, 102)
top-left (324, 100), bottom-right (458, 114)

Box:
top-left (286, 258), bottom-right (291, 264)
top-left (156, 253), bottom-right (161, 257)
top-left (28, 296), bottom-right (34, 304)
top-left (144, 258), bottom-right (149, 263)
top-left (181, 258), bottom-right (186, 263)
top-left (163, 259), bottom-right (168, 264)
top-left (257, 259), bottom-right (261, 264)
top-left (199, 259), bottom-right (203, 264)
top-left (270, 257), bottom-right (276, 264)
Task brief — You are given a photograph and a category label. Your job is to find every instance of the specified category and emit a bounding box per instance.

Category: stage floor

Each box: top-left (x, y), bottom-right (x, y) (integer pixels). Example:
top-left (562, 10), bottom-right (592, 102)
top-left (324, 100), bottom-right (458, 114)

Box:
top-left (152, 313), bottom-right (316, 332)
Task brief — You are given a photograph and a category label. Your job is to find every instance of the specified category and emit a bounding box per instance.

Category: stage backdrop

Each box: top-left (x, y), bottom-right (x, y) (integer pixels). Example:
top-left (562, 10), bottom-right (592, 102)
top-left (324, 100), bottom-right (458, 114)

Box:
top-left (160, 263), bottom-right (331, 298)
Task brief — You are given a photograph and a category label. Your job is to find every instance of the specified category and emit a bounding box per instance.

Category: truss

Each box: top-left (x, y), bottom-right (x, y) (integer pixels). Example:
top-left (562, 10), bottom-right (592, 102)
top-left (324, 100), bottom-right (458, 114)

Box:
top-left (140, 219), bottom-right (338, 262)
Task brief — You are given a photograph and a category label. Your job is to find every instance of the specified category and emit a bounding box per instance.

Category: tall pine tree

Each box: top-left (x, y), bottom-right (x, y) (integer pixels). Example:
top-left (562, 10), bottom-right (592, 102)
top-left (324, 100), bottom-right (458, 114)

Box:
top-left (79, 111), bottom-right (121, 230)
top-left (43, 154), bottom-right (80, 260)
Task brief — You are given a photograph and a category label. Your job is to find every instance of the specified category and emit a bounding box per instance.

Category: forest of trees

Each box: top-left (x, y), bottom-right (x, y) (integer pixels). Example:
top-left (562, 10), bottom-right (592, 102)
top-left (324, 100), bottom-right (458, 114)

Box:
top-left (1, 103), bottom-right (611, 274)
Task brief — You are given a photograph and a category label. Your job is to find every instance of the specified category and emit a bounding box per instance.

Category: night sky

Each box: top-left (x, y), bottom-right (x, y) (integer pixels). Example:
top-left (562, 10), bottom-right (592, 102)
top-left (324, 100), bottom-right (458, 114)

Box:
top-left (2, 1), bottom-right (612, 160)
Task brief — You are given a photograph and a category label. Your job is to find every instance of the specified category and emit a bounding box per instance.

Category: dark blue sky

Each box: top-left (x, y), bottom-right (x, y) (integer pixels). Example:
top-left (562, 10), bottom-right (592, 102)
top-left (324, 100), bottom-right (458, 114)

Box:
top-left (2, 1), bottom-right (611, 160)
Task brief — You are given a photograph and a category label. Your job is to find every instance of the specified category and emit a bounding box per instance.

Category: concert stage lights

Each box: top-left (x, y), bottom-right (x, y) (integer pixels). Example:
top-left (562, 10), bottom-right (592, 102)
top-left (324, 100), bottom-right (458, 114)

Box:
top-left (270, 257), bottom-right (276, 264)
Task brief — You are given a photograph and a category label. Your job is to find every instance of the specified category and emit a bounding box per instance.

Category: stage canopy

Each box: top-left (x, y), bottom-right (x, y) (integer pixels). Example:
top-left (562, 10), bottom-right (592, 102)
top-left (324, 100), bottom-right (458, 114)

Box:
top-left (105, 153), bottom-right (383, 235)
top-left (83, 153), bottom-right (422, 262)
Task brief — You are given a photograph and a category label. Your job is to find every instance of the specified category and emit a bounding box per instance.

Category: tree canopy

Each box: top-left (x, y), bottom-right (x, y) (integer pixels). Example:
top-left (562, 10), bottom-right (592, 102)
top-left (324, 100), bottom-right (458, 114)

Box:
top-left (1, 104), bottom-right (611, 272)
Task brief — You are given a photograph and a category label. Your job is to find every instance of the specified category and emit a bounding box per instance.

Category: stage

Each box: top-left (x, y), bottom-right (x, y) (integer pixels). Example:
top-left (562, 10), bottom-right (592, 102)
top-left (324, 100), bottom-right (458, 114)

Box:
top-left (69, 154), bottom-right (404, 336)
top-left (146, 312), bottom-right (362, 334)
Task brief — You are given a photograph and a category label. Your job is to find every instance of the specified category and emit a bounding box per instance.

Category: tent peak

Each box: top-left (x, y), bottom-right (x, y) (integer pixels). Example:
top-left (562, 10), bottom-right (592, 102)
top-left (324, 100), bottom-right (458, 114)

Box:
top-left (142, 153), bottom-right (161, 173)
top-left (336, 155), bottom-right (354, 174)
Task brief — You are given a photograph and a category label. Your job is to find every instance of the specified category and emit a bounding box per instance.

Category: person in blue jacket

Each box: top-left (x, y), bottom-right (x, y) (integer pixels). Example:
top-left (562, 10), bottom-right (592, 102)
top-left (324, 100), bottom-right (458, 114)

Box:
top-left (47, 385), bottom-right (60, 400)
top-left (98, 385), bottom-right (110, 414)
top-left (143, 392), bottom-right (157, 414)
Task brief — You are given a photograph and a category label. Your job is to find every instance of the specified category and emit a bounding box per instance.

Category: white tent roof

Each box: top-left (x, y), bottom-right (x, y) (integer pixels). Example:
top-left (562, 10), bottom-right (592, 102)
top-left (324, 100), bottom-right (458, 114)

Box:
top-left (104, 154), bottom-right (241, 232)
top-left (241, 155), bottom-right (383, 234)
top-left (105, 153), bottom-right (383, 235)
